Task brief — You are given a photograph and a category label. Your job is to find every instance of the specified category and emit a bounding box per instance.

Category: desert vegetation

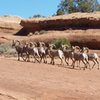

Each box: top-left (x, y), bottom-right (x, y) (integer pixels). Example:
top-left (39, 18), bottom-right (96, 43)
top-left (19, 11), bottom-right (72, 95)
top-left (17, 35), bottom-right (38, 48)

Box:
top-left (0, 42), bottom-right (16, 57)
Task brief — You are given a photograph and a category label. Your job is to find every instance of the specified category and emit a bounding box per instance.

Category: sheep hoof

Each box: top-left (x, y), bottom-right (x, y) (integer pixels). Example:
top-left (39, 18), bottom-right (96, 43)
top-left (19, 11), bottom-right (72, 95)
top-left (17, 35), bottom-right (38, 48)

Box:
top-left (72, 66), bottom-right (74, 69)
top-left (79, 67), bottom-right (81, 70)
top-left (45, 61), bottom-right (47, 63)
top-left (18, 59), bottom-right (20, 61)
top-left (83, 68), bottom-right (85, 70)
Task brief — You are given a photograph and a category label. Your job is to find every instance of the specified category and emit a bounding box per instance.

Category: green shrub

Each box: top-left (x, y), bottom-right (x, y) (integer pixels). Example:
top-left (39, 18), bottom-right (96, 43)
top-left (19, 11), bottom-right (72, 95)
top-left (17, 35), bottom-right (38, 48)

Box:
top-left (0, 43), bottom-right (16, 56)
top-left (0, 43), bottom-right (9, 54)
top-left (5, 48), bottom-right (17, 57)
top-left (51, 38), bottom-right (71, 49)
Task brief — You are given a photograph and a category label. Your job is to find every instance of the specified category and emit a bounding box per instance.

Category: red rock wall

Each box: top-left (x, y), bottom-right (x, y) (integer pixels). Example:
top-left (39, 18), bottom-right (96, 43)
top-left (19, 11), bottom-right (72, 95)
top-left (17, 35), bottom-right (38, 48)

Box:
top-left (20, 12), bottom-right (100, 49)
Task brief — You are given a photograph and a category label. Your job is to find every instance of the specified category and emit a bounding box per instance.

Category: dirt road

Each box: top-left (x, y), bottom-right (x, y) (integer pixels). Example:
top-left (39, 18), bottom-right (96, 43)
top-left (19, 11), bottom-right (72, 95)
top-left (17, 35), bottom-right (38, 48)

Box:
top-left (0, 57), bottom-right (100, 100)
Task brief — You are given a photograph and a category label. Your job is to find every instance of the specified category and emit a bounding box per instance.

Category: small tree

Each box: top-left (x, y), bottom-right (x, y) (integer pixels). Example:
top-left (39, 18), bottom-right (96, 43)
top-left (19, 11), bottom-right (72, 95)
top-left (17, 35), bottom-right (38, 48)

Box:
top-left (56, 0), bottom-right (100, 15)
top-left (29, 14), bottom-right (45, 18)
top-left (52, 38), bottom-right (71, 49)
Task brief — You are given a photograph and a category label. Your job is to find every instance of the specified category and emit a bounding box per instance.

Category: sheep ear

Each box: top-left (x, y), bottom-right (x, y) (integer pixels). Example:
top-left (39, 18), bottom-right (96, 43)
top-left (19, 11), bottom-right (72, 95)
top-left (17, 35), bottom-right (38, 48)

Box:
top-left (16, 40), bottom-right (20, 45)
top-left (12, 40), bottom-right (14, 42)
top-left (16, 40), bottom-right (19, 42)
top-left (12, 40), bottom-right (15, 43)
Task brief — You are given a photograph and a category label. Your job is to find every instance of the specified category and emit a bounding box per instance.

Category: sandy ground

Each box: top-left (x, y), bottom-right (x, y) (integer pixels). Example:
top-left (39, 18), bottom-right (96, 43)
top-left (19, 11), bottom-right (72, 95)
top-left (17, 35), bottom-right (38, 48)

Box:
top-left (0, 57), bottom-right (100, 100)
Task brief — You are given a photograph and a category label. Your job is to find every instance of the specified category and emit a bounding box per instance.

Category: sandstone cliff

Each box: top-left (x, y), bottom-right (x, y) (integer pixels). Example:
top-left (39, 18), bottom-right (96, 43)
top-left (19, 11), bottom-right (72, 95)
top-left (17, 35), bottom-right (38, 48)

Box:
top-left (20, 12), bottom-right (100, 49)
top-left (0, 16), bottom-right (22, 34)
top-left (20, 12), bottom-right (100, 34)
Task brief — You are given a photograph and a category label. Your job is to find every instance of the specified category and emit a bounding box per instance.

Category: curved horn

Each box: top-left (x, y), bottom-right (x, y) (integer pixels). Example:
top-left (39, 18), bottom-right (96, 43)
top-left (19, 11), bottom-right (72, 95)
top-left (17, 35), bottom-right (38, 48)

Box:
top-left (12, 40), bottom-right (15, 47)
top-left (16, 40), bottom-right (20, 45)
top-left (85, 47), bottom-right (89, 53)
top-left (75, 46), bottom-right (80, 50)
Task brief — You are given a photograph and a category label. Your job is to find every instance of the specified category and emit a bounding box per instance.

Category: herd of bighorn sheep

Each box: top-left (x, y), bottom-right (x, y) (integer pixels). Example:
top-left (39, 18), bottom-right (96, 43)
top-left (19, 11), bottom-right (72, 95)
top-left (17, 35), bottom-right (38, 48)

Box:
top-left (12, 40), bottom-right (99, 70)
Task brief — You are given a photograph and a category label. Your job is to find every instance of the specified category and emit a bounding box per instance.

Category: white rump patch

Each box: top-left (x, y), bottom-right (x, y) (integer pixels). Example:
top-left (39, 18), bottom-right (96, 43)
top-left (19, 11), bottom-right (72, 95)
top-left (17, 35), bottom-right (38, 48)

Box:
top-left (94, 53), bottom-right (98, 59)
top-left (82, 53), bottom-right (88, 59)
top-left (40, 47), bottom-right (45, 54)
top-left (33, 47), bottom-right (39, 56)
top-left (58, 50), bottom-right (64, 58)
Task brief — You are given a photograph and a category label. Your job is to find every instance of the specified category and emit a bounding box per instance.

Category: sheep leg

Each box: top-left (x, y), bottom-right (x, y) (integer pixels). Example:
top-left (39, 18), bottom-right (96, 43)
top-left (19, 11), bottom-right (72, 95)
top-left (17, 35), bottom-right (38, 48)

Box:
top-left (67, 57), bottom-right (70, 65)
top-left (79, 60), bottom-right (81, 67)
top-left (85, 59), bottom-right (90, 70)
top-left (76, 60), bottom-right (80, 67)
top-left (72, 60), bottom-right (76, 69)
top-left (41, 56), bottom-right (47, 63)
top-left (70, 58), bottom-right (74, 66)
top-left (24, 53), bottom-right (30, 62)
top-left (95, 58), bottom-right (99, 70)
top-left (39, 53), bottom-right (46, 63)
top-left (43, 54), bottom-right (47, 64)
top-left (18, 53), bottom-right (20, 61)
top-left (52, 57), bottom-right (55, 65)
top-left (44, 56), bottom-right (47, 64)
top-left (27, 55), bottom-right (30, 62)
top-left (44, 55), bottom-right (47, 63)
top-left (78, 60), bottom-right (81, 70)
top-left (65, 57), bottom-right (69, 65)
top-left (33, 53), bottom-right (40, 63)
top-left (43, 54), bottom-right (47, 63)
top-left (59, 57), bottom-right (63, 65)
top-left (22, 55), bottom-right (27, 61)
top-left (50, 57), bottom-right (54, 65)
top-left (39, 55), bottom-right (43, 63)
top-left (82, 60), bottom-right (87, 70)
top-left (50, 57), bottom-right (53, 64)
top-left (50, 58), bottom-right (52, 64)
top-left (92, 59), bottom-right (96, 69)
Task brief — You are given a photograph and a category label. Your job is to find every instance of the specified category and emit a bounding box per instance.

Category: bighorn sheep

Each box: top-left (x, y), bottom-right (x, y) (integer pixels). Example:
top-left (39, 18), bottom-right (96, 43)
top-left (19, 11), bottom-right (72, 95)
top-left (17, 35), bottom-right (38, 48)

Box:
top-left (12, 40), bottom-right (27, 61)
top-left (71, 46), bottom-right (90, 70)
top-left (25, 42), bottom-right (40, 63)
top-left (61, 44), bottom-right (73, 65)
top-left (48, 44), bottom-right (64, 65)
top-left (38, 42), bottom-right (47, 63)
top-left (83, 47), bottom-right (99, 70)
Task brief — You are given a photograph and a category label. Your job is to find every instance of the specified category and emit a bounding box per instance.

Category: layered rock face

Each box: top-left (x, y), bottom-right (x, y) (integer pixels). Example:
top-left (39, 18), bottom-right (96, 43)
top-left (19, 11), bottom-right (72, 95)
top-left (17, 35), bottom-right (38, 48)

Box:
top-left (0, 16), bottom-right (22, 34)
top-left (20, 12), bottom-right (100, 49)
top-left (20, 12), bottom-right (100, 32)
